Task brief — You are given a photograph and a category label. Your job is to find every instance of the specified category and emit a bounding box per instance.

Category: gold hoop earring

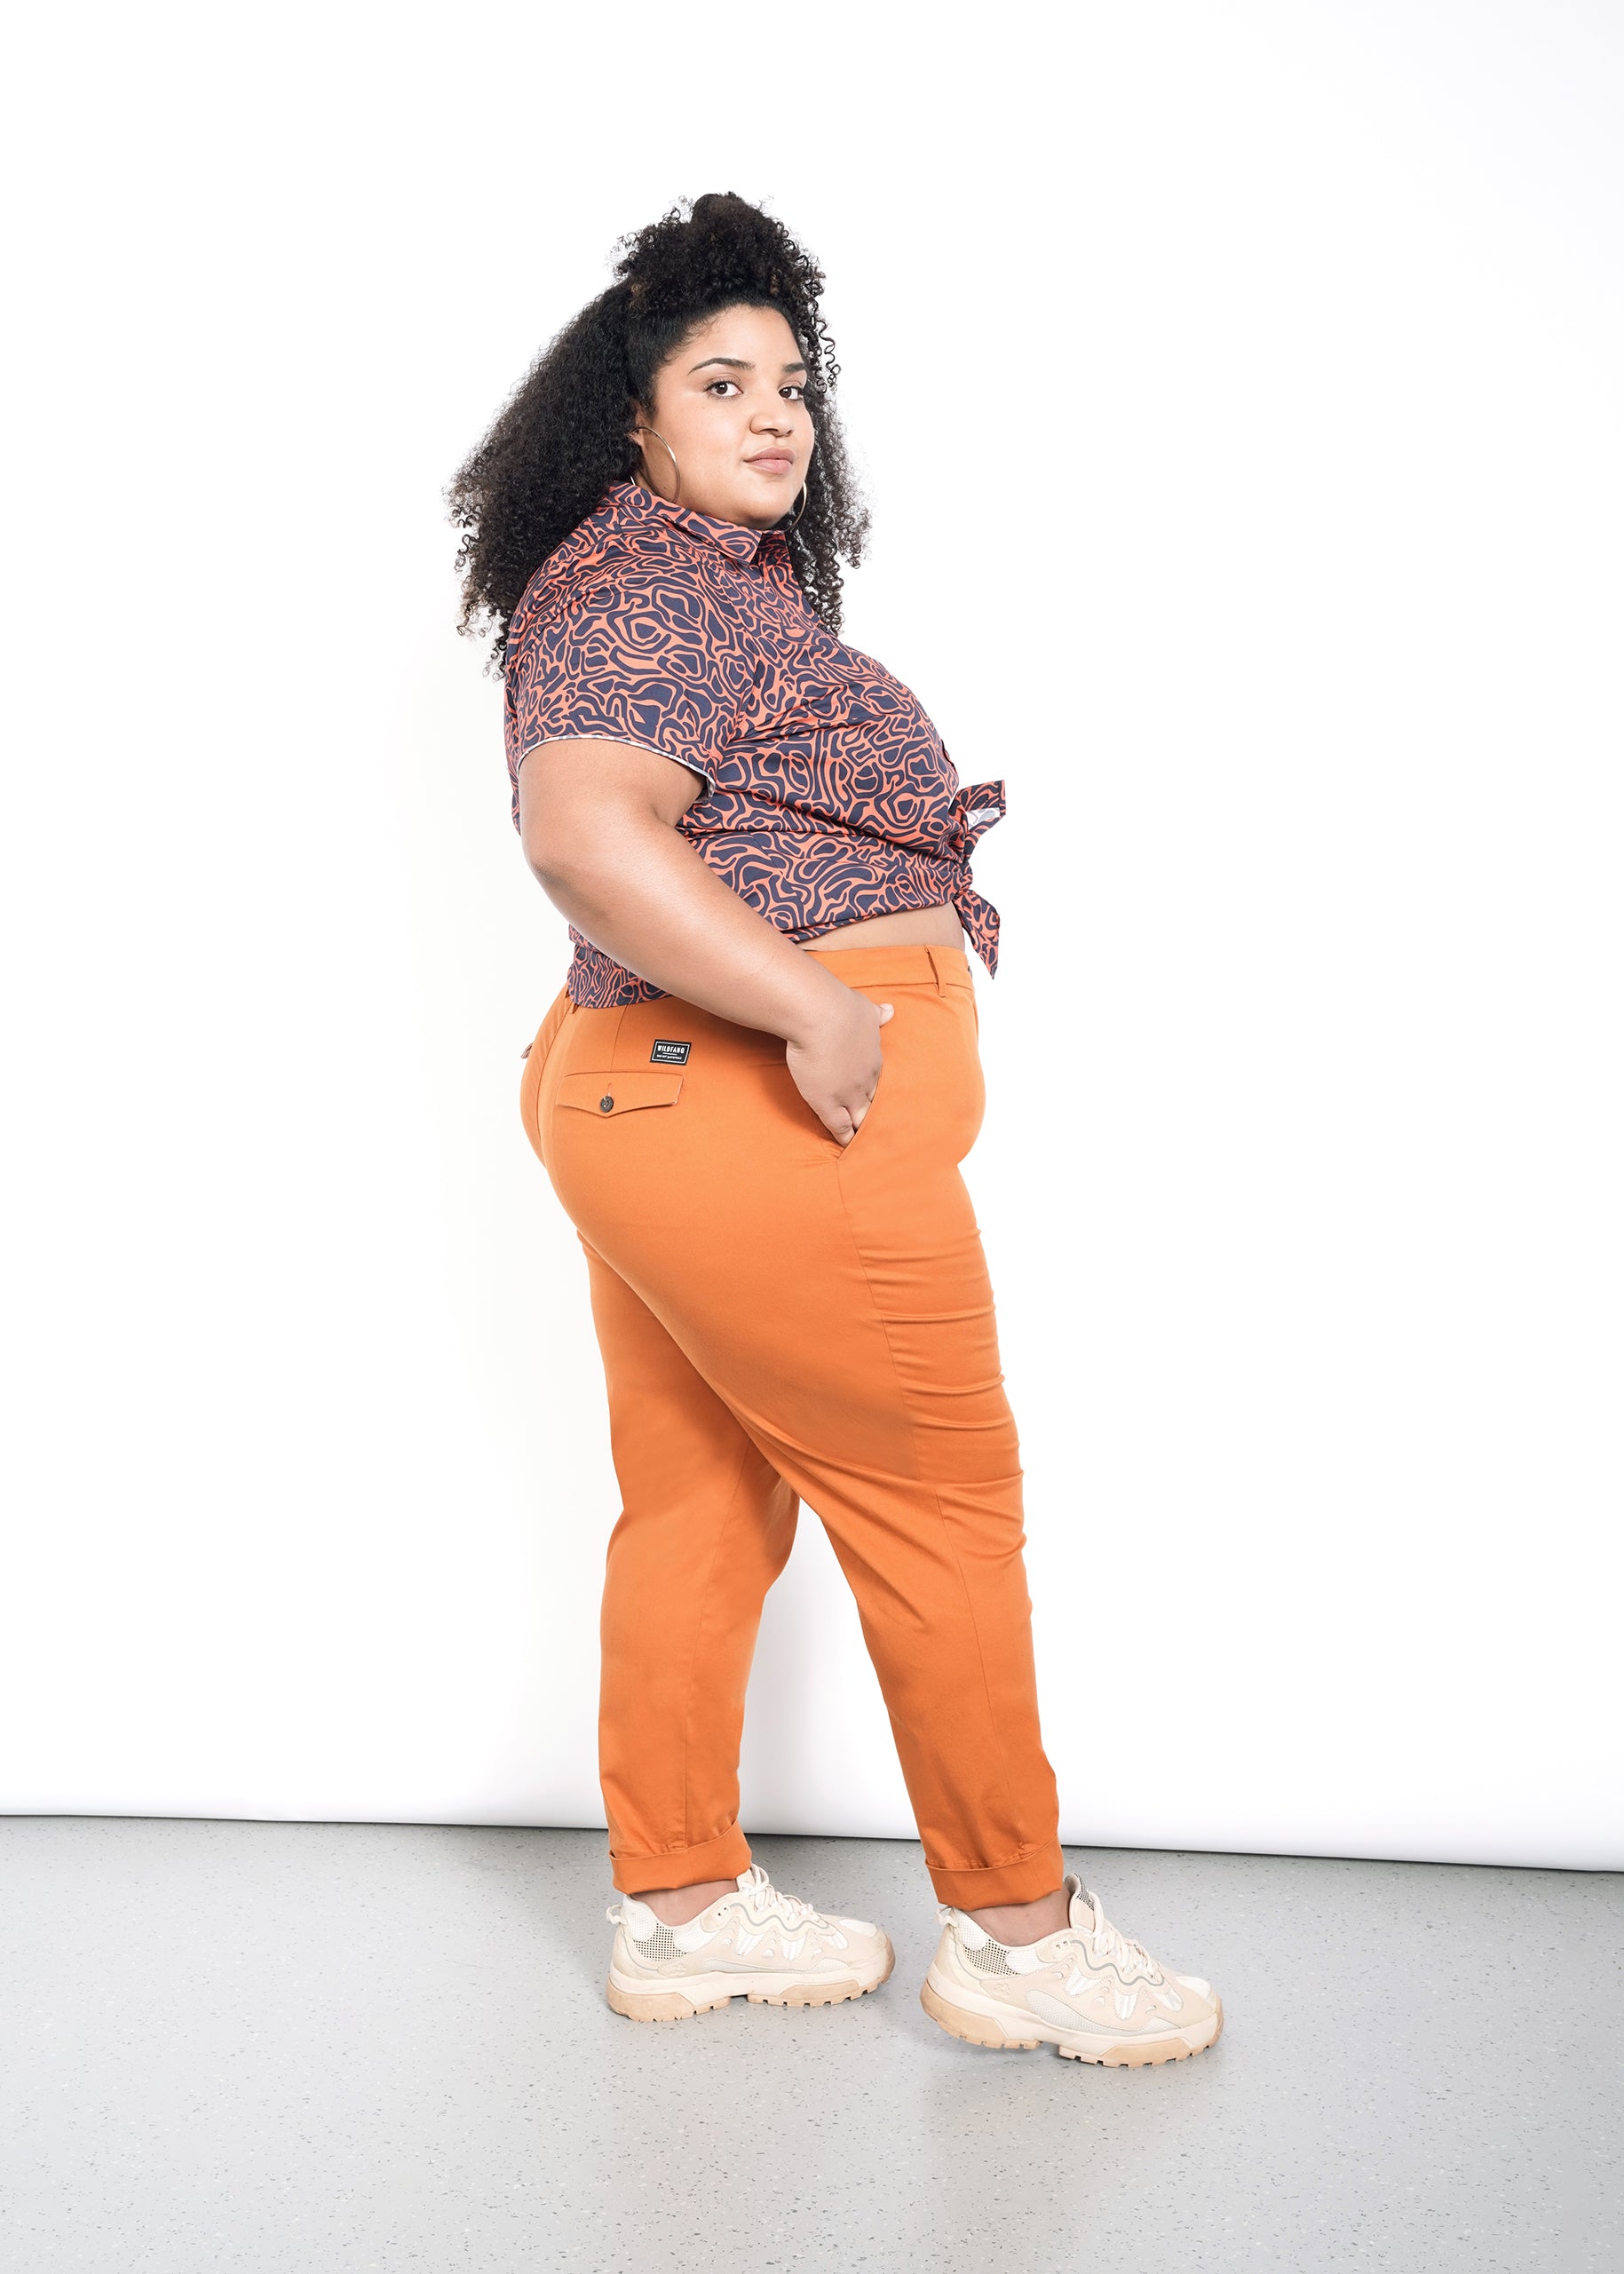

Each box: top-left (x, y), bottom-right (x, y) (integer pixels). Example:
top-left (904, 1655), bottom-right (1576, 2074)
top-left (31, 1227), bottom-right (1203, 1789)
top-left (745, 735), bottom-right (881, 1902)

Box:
top-left (783, 478), bottom-right (811, 531)
top-left (632, 424), bottom-right (680, 503)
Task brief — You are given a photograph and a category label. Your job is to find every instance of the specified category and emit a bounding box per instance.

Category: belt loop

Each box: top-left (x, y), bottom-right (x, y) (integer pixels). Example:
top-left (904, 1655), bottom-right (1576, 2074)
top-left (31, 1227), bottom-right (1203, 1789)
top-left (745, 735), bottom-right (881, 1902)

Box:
top-left (926, 945), bottom-right (947, 993)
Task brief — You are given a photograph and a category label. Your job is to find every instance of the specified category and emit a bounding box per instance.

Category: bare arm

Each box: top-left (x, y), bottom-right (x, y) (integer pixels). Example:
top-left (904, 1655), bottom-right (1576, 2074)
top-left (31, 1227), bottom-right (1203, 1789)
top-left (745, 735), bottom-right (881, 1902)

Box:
top-left (518, 739), bottom-right (891, 1145)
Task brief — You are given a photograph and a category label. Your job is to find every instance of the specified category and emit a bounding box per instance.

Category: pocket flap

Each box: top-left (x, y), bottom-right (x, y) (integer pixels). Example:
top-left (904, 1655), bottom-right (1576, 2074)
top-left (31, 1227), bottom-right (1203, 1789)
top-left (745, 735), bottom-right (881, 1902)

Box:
top-left (558, 1069), bottom-right (685, 1117)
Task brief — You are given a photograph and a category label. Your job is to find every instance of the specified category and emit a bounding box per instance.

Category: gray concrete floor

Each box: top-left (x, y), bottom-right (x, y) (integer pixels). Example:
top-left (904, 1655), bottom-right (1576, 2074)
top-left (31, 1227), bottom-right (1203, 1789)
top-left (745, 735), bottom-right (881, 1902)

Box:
top-left (0, 1820), bottom-right (1617, 2271)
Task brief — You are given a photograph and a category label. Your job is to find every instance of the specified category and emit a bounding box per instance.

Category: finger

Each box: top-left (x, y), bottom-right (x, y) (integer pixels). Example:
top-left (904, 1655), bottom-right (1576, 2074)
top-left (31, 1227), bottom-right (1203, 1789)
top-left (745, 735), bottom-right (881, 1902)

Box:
top-left (876, 1002), bottom-right (894, 1026)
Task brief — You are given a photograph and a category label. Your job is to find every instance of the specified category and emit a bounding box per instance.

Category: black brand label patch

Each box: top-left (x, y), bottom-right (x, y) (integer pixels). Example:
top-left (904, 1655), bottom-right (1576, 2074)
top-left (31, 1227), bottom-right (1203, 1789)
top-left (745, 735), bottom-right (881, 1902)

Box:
top-left (649, 1039), bottom-right (692, 1065)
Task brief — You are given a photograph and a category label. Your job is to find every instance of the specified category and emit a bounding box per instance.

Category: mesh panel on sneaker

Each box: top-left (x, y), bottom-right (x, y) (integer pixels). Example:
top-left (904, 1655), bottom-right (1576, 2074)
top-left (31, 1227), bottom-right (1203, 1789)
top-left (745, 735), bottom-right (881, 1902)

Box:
top-left (630, 1923), bottom-right (680, 1961)
top-left (963, 1940), bottom-right (1016, 1975)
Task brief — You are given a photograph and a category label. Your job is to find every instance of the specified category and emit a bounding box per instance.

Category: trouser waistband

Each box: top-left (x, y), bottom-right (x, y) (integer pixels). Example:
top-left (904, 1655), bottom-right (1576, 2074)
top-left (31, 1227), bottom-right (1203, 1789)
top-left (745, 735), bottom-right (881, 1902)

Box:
top-left (801, 940), bottom-right (974, 991)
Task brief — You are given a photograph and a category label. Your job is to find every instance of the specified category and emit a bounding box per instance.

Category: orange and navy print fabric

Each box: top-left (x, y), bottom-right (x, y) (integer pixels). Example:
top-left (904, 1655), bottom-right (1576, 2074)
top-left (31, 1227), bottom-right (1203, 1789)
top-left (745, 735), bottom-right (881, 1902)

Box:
top-left (503, 479), bottom-right (1007, 1009)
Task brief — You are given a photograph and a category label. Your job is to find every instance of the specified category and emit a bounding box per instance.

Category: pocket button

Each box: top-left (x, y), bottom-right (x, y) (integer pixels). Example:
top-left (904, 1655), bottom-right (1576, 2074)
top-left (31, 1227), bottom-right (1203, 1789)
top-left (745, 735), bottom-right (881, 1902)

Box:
top-left (599, 1095), bottom-right (614, 1113)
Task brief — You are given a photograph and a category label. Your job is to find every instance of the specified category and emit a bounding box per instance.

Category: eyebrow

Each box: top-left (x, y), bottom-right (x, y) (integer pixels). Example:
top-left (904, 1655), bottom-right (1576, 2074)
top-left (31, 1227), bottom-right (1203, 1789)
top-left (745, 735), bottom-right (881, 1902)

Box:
top-left (687, 355), bottom-right (809, 376)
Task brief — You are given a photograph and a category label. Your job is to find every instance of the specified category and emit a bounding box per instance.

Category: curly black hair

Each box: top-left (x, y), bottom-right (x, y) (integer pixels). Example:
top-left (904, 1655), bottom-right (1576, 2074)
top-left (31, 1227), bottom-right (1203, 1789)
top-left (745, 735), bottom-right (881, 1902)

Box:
top-left (448, 193), bottom-right (869, 670)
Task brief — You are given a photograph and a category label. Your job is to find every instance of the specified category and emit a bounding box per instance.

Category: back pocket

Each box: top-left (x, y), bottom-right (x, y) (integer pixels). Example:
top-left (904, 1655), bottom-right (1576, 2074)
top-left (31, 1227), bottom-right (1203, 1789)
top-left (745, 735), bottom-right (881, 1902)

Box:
top-left (557, 1070), bottom-right (685, 1118)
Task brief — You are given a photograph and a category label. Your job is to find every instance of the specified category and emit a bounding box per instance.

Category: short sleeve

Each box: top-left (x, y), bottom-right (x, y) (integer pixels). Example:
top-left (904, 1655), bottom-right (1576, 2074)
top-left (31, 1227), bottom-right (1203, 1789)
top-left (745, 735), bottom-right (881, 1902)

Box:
top-left (504, 567), bottom-right (747, 822)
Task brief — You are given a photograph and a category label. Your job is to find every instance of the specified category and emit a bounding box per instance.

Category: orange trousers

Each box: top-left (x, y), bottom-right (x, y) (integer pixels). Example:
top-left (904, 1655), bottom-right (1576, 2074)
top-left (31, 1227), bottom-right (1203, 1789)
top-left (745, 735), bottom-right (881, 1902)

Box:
top-left (519, 942), bottom-right (1063, 1907)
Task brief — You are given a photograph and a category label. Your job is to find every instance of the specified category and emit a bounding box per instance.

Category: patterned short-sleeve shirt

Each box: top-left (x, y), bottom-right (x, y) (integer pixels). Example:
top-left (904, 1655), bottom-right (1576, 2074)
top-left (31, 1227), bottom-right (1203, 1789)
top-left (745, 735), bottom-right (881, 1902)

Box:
top-left (504, 478), bottom-right (1007, 1008)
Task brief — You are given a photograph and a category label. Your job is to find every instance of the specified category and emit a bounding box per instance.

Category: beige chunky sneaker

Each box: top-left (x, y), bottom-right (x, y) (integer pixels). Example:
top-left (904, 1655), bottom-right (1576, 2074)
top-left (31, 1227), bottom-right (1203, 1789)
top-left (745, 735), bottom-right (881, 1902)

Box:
top-left (605, 1862), bottom-right (895, 2022)
top-left (922, 1873), bottom-right (1223, 2066)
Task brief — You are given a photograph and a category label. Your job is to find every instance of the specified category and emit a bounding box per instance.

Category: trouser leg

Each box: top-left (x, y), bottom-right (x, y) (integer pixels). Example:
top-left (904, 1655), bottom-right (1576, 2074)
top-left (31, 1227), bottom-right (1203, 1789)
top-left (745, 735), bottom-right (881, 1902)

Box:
top-left (651, 1109), bottom-right (1063, 1908)
top-left (580, 1236), bottom-right (799, 1896)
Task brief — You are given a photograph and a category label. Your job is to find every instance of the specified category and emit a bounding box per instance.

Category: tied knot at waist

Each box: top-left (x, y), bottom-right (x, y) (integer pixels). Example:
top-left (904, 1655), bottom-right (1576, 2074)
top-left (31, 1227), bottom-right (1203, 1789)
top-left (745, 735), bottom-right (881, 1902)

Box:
top-left (943, 780), bottom-right (1006, 979)
top-left (950, 780), bottom-right (1007, 860)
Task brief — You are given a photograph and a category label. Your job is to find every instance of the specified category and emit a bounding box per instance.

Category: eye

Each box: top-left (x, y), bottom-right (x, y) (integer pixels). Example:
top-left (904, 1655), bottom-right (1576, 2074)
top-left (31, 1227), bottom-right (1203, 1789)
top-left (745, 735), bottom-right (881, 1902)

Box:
top-left (781, 384), bottom-right (806, 401)
top-left (705, 379), bottom-right (742, 398)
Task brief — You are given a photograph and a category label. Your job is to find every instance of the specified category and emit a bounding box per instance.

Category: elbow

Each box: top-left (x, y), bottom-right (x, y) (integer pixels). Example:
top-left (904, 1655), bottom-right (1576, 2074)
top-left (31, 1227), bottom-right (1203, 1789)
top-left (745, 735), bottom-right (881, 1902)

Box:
top-left (521, 823), bottom-right (587, 896)
top-left (519, 782), bottom-right (612, 895)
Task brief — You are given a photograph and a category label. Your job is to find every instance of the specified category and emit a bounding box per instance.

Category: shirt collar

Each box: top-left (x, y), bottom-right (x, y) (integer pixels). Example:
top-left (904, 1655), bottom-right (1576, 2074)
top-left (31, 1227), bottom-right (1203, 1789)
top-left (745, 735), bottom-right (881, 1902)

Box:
top-left (607, 477), bottom-right (788, 566)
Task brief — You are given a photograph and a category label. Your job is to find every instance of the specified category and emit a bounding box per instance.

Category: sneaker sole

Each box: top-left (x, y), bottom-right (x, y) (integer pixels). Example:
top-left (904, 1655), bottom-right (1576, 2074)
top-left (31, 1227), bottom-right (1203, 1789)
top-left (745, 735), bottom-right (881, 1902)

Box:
top-left (606, 1937), bottom-right (896, 2023)
top-left (920, 1971), bottom-right (1223, 2066)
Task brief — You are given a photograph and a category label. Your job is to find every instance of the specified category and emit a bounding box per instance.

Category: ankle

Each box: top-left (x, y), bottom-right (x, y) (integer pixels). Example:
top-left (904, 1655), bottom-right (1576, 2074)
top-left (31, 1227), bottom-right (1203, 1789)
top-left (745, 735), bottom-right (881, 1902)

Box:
top-left (963, 1886), bottom-right (1070, 1945)
top-left (635, 1877), bottom-right (736, 1927)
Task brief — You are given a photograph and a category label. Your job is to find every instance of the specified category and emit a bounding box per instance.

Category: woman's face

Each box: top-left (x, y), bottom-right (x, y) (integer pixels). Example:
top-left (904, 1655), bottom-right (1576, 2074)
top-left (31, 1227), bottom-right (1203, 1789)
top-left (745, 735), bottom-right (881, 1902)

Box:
top-left (630, 303), bottom-right (815, 530)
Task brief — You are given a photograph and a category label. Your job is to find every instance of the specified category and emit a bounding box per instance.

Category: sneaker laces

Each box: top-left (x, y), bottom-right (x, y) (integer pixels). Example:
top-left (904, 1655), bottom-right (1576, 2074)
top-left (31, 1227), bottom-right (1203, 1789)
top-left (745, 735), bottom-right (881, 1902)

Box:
top-left (937, 1896), bottom-right (1156, 1980)
top-left (735, 1862), bottom-right (835, 1930)
top-left (607, 1866), bottom-right (836, 1934)
top-left (1069, 1898), bottom-right (1159, 1980)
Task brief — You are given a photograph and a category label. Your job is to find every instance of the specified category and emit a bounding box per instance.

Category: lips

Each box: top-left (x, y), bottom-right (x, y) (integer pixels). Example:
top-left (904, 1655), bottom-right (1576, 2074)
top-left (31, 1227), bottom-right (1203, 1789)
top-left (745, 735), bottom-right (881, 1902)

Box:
top-left (746, 454), bottom-right (794, 475)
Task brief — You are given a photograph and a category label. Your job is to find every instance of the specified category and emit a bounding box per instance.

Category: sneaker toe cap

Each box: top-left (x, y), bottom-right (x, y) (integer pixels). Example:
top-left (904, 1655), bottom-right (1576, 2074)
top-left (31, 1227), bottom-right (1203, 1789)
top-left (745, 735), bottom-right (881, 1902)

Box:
top-left (1173, 1971), bottom-right (1213, 2001)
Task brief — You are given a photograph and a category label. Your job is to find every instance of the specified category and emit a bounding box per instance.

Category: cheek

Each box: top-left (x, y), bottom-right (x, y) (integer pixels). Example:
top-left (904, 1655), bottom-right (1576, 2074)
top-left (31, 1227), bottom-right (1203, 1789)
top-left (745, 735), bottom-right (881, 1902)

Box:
top-left (661, 399), bottom-right (741, 467)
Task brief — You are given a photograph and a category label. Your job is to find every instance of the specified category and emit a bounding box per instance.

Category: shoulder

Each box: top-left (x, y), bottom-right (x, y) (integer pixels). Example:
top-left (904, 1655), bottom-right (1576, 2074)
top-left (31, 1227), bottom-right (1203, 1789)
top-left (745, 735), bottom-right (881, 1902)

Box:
top-left (510, 502), bottom-right (745, 662)
top-left (510, 563), bottom-right (749, 695)
top-left (506, 492), bottom-right (632, 639)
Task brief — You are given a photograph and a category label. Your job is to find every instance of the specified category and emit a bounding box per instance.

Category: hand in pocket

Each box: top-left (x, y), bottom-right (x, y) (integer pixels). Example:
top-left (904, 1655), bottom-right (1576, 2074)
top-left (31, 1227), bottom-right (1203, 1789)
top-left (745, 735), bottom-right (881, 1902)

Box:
top-left (785, 992), bottom-right (893, 1146)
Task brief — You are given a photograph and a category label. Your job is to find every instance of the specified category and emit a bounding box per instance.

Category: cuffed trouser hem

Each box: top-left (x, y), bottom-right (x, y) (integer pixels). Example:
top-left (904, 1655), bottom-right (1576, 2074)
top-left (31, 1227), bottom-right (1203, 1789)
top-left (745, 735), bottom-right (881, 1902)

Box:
top-left (609, 1819), bottom-right (753, 1897)
top-left (926, 1842), bottom-right (1067, 1909)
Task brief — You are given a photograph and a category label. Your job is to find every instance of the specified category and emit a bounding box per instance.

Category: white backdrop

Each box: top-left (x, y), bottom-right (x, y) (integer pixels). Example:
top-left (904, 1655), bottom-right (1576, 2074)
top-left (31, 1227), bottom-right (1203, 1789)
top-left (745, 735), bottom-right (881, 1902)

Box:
top-left (4, 1), bottom-right (1620, 1871)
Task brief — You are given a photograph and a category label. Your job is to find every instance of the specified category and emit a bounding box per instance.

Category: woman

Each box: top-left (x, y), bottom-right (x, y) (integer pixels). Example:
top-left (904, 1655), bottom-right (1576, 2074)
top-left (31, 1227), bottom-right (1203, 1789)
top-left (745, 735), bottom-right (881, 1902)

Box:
top-left (449, 194), bottom-right (1221, 2066)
